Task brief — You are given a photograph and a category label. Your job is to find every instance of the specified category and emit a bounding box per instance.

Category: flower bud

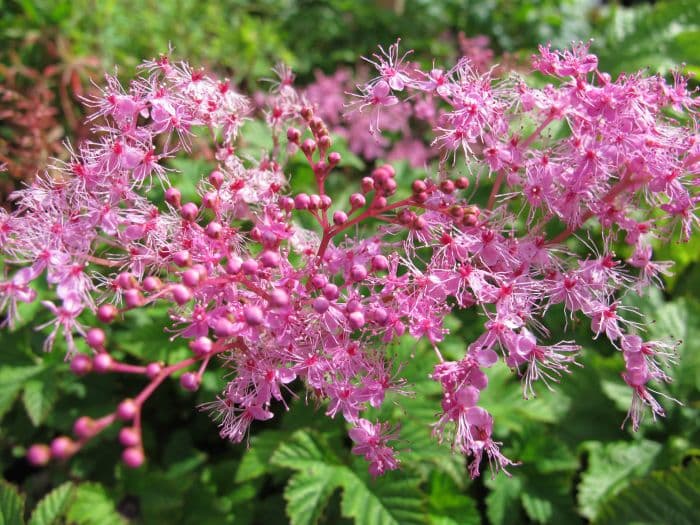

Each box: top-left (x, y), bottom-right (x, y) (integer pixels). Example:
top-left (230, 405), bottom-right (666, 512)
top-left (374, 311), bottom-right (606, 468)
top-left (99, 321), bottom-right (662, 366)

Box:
top-left (371, 255), bottom-right (389, 272)
top-left (70, 354), bottom-right (92, 376)
top-left (333, 211), bottom-right (348, 225)
top-left (310, 274), bottom-right (328, 289)
top-left (209, 170), bottom-right (224, 189)
top-left (349, 193), bottom-right (365, 208)
top-left (122, 447), bottom-right (145, 468)
top-left (455, 176), bottom-right (470, 189)
top-left (143, 276), bottom-right (162, 292)
top-left (312, 297), bottom-right (330, 314)
top-left (117, 399), bottom-right (138, 421)
top-left (301, 139), bottom-right (317, 156)
top-left (242, 258), bottom-right (259, 275)
top-left (50, 437), bottom-right (76, 460)
top-left (93, 353), bottom-right (113, 373)
top-left (294, 193), bottom-right (310, 210)
top-left (119, 427), bottom-right (140, 447)
top-left (440, 179), bottom-right (455, 194)
top-left (350, 264), bottom-right (368, 282)
top-left (328, 152), bottom-right (341, 165)
top-left (320, 195), bottom-right (332, 209)
top-left (124, 289), bottom-right (144, 309)
top-left (226, 256), bottom-right (243, 274)
top-left (411, 180), bottom-right (427, 194)
top-left (165, 187), bottom-right (181, 207)
top-left (171, 284), bottom-right (192, 305)
top-left (97, 304), bottom-right (118, 324)
top-left (85, 328), bottom-right (106, 349)
top-left (73, 416), bottom-right (96, 439)
top-left (27, 444), bottom-right (51, 466)
top-left (190, 336), bottom-right (213, 356)
top-left (173, 250), bottom-right (191, 267)
top-left (146, 362), bottom-right (162, 378)
top-left (287, 127), bottom-right (301, 143)
top-left (182, 268), bottom-right (201, 288)
top-left (206, 221), bottom-right (223, 239)
top-left (244, 305), bottom-right (264, 326)
top-left (361, 177), bottom-right (374, 193)
top-left (316, 281), bottom-right (335, 299)
top-left (214, 318), bottom-right (236, 337)
top-left (180, 372), bottom-right (200, 391)
top-left (348, 311), bottom-right (365, 329)
top-left (180, 202), bottom-right (199, 221)
top-left (269, 288), bottom-right (290, 309)
top-left (309, 194), bottom-right (322, 210)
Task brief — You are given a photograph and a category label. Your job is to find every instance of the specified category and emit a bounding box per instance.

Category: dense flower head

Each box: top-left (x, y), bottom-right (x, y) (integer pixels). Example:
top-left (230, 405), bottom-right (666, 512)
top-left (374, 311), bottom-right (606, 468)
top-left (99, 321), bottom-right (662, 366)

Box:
top-left (2, 40), bottom-right (698, 478)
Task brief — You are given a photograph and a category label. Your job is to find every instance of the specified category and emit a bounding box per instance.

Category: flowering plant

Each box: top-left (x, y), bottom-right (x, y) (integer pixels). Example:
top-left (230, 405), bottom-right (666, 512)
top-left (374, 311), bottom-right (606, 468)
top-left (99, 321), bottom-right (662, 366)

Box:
top-left (1, 41), bottom-right (698, 480)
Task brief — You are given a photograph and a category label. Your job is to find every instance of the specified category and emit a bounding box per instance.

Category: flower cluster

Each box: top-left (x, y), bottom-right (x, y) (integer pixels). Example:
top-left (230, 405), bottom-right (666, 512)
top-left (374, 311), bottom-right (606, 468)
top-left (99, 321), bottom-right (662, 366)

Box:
top-left (2, 41), bottom-right (698, 478)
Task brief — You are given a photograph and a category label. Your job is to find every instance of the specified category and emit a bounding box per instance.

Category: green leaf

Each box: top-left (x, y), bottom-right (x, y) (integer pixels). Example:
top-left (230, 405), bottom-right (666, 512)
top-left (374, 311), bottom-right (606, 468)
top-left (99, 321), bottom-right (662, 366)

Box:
top-left (0, 366), bottom-right (42, 421)
top-left (485, 474), bottom-right (524, 525)
top-left (0, 480), bottom-right (25, 525)
top-left (235, 430), bottom-right (286, 482)
top-left (426, 472), bottom-right (480, 525)
top-left (596, 461), bottom-right (700, 525)
top-left (22, 376), bottom-right (58, 426)
top-left (66, 483), bottom-right (126, 525)
top-left (28, 483), bottom-right (75, 525)
top-left (339, 467), bottom-right (424, 525)
top-left (578, 440), bottom-right (662, 521)
top-left (284, 469), bottom-right (342, 525)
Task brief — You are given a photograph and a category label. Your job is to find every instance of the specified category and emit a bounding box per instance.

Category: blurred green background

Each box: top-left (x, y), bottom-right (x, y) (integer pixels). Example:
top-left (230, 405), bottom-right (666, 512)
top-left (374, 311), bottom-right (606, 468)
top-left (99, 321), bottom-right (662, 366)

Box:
top-left (1, 1), bottom-right (700, 524)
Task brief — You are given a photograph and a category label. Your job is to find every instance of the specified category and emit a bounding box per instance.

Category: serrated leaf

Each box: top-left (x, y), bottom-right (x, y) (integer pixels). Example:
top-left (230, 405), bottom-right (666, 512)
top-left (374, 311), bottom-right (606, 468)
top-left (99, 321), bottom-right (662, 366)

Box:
top-left (578, 440), bottom-right (662, 521)
top-left (22, 377), bottom-right (58, 426)
top-left (427, 472), bottom-right (480, 525)
top-left (340, 467), bottom-right (425, 525)
top-left (596, 461), bottom-right (700, 525)
top-left (284, 468), bottom-right (342, 525)
top-left (0, 480), bottom-right (25, 525)
top-left (271, 429), bottom-right (341, 470)
top-left (485, 474), bottom-right (523, 525)
top-left (28, 483), bottom-right (75, 525)
top-left (0, 366), bottom-right (42, 421)
top-left (66, 484), bottom-right (126, 525)
top-left (235, 430), bottom-right (286, 482)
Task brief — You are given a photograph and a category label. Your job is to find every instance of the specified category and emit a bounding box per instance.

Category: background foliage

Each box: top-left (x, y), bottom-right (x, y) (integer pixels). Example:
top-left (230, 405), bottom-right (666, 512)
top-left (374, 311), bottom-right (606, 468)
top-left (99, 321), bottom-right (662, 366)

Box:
top-left (1, 1), bottom-right (699, 524)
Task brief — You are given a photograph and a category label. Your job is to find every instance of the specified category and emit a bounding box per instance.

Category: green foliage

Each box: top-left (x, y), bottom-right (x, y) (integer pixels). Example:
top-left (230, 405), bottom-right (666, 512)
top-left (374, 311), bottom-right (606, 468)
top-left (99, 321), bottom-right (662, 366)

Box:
top-left (596, 461), bottom-right (700, 525)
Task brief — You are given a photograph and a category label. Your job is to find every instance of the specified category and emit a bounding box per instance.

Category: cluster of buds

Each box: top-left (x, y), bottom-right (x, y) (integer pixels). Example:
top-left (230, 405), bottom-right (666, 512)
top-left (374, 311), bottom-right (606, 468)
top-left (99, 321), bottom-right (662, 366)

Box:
top-left (1, 41), bottom-right (698, 478)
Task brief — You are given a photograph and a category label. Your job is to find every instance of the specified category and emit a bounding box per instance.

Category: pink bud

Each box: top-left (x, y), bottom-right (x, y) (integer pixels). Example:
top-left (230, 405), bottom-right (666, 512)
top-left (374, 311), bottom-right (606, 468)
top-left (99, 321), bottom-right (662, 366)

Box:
top-left (50, 437), bottom-right (76, 460)
top-left (70, 354), bottom-right (92, 376)
top-left (97, 304), bottom-right (118, 324)
top-left (371, 255), bottom-right (389, 272)
top-left (241, 258), bottom-right (259, 275)
top-left (122, 447), bottom-right (145, 468)
top-left (124, 289), bottom-right (144, 309)
top-left (27, 444), bottom-right (51, 466)
top-left (320, 195), bottom-right (332, 209)
top-left (287, 127), bottom-right (301, 143)
top-left (346, 299), bottom-right (363, 313)
top-left (323, 283), bottom-right (339, 300)
top-left (328, 151), bottom-right (341, 165)
top-left (119, 427), bottom-right (141, 447)
top-left (309, 194), bottom-right (321, 210)
top-left (171, 284), bottom-right (192, 305)
top-left (279, 196), bottom-right (295, 211)
top-left (93, 353), bottom-right (113, 373)
top-left (214, 318), bottom-right (236, 337)
top-left (226, 256), bottom-right (243, 274)
top-left (117, 399), bottom-right (138, 421)
top-left (312, 297), bottom-right (330, 314)
top-left (348, 311), bottom-right (366, 330)
top-left (301, 139), bottom-right (317, 155)
top-left (333, 211), bottom-right (348, 225)
top-left (116, 272), bottom-right (136, 289)
top-left (182, 268), bottom-right (201, 288)
top-left (269, 289), bottom-right (290, 309)
top-left (244, 305), bottom-right (264, 326)
top-left (180, 372), bottom-right (200, 391)
top-left (143, 276), bottom-right (162, 292)
top-left (165, 187), bottom-right (181, 207)
top-left (146, 362), bottom-right (162, 378)
top-left (190, 336), bottom-right (213, 356)
top-left (85, 328), bottom-right (106, 349)
top-left (371, 307), bottom-right (389, 325)
top-left (206, 221), bottom-right (223, 238)
top-left (349, 193), bottom-right (365, 208)
top-left (260, 250), bottom-right (280, 268)
top-left (73, 416), bottom-right (95, 439)
top-left (173, 250), bottom-right (191, 267)
top-left (294, 193), bottom-right (310, 210)
top-left (202, 191), bottom-right (219, 210)
top-left (180, 202), bottom-right (199, 221)
top-left (361, 177), bottom-right (374, 193)
top-left (373, 196), bottom-right (388, 209)
top-left (209, 170), bottom-right (224, 189)
top-left (310, 274), bottom-right (328, 289)
top-left (350, 264), bottom-right (367, 282)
